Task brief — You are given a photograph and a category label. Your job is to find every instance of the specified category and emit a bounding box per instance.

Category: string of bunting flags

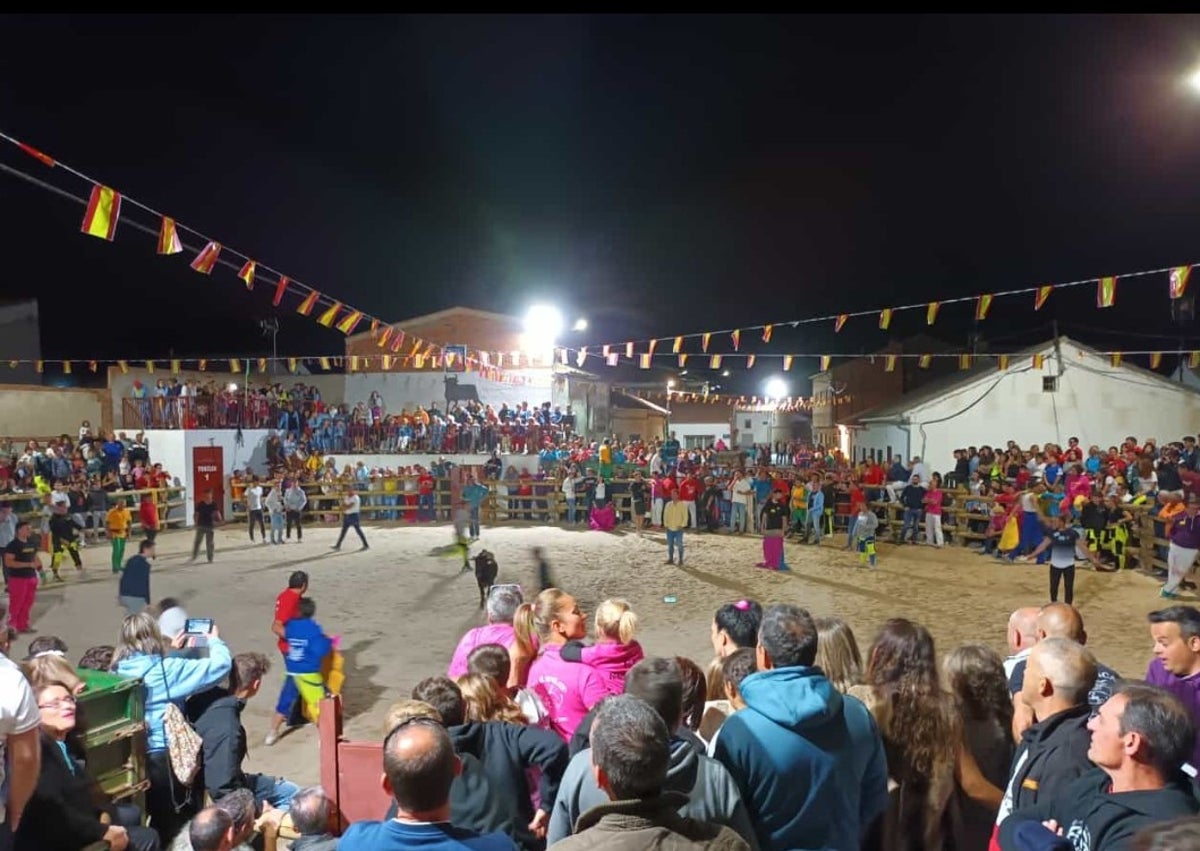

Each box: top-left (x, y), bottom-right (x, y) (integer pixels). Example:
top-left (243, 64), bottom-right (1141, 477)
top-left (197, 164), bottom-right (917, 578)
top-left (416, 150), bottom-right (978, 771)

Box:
top-left (0, 132), bottom-right (545, 379)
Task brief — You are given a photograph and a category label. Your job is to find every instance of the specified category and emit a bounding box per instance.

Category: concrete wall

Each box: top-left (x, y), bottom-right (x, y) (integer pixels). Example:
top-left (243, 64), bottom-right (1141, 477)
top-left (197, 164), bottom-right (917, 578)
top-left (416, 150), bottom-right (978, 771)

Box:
top-left (0, 384), bottom-right (105, 437)
top-left (610, 410), bottom-right (667, 443)
top-left (343, 370), bottom-right (552, 413)
top-left (143, 428), bottom-right (273, 522)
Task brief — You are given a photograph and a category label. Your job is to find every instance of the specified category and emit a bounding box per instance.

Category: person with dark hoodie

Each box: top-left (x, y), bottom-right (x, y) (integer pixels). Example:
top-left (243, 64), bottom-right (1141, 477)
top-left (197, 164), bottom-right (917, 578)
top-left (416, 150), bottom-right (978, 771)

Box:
top-left (711, 603), bottom-right (888, 851)
top-left (187, 652), bottom-right (299, 810)
top-left (998, 682), bottom-right (1200, 850)
top-left (411, 676), bottom-right (568, 850)
top-left (547, 657), bottom-right (757, 848)
top-left (993, 638), bottom-right (1098, 834)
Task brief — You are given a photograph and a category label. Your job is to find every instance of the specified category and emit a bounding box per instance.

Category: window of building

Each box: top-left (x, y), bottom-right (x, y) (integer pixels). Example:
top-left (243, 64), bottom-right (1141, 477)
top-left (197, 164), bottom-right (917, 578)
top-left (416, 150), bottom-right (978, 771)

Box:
top-left (1042, 375), bottom-right (1059, 393)
top-left (685, 435), bottom-right (714, 449)
top-left (744, 419), bottom-right (752, 429)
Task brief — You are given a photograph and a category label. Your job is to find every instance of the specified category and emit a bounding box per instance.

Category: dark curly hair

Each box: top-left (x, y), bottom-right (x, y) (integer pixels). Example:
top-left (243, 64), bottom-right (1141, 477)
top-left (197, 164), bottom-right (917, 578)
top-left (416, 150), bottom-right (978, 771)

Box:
top-left (943, 643), bottom-right (1013, 732)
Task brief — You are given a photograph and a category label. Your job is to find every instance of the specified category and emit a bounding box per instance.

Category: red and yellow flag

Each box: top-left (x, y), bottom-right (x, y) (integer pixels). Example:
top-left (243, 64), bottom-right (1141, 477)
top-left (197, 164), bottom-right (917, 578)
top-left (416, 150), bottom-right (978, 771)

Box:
top-left (702, 333), bottom-right (712, 353)
top-left (1034, 285), bottom-right (1053, 310)
top-left (672, 336), bottom-right (683, 353)
top-left (926, 302), bottom-right (940, 325)
top-left (170, 359), bottom-right (181, 375)
top-left (272, 276), bottom-right (290, 307)
top-left (35, 360), bottom-right (43, 374)
top-left (381, 355), bottom-right (392, 370)
top-left (959, 354), bottom-right (973, 370)
top-left (678, 354), bottom-right (688, 367)
top-left (16, 140), bottom-right (55, 167)
top-left (157, 216), bottom-right (182, 254)
top-left (731, 330), bottom-right (741, 351)
top-left (296, 291), bottom-right (319, 316)
top-left (820, 355), bottom-right (832, 371)
top-left (1097, 276), bottom-right (1117, 308)
top-left (145, 360), bottom-right (155, 374)
top-left (885, 355), bottom-right (897, 373)
top-left (648, 339), bottom-right (658, 356)
top-left (317, 302), bottom-right (341, 328)
top-left (198, 359), bottom-right (207, 371)
top-left (238, 260), bottom-right (256, 290)
top-left (117, 360), bottom-right (128, 374)
top-left (257, 358), bottom-right (268, 373)
top-left (1109, 353), bottom-right (1122, 367)
top-left (835, 314), bottom-right (848, 333)
top-left (746, 355), bottom-right (756, 368)
top-left (625, 342), bottom-right (634, 359)
top-left (390, 331), bottom-right (406, 353)
top-left (762, 325), bottom-right (773, 343)
top-left (710, 354), bottom-right (722, 369)
top-left (1150, 352), bottom-right (1163, 369)
top-left (783, 355), bottom-right (794, 371)
top-left (62, 360), bottom-right (71, 375)
top-left (1032, 354), bottom-right (1045, 369)
top-left (1191, 352), bottom-right (1200, 369)
top-left (88, 360), bottom-right (97, 373)
top-left (639, 354), bottom-right (651, 369)
top-left (376, 327), bottom-right (393, 348)
top-left (319, 356), bottom-right (331, 370)
top-left (975, 294), bottom-right (993, 321)
top-left (287, 358), bottom-right (298, 373)
top-left (998, 355), bottom-right (1010, 371)
top-left (80, 185), bottom-right (121, 240)
top-left (879, 309), bottom-right (893, 330)
top-left (336, 310), bottom-right (363, 335)
top-left (190, 241), bottom-right (221, 274)
top-left (229, 359), bottom-right (241, 373)
top-left (1171, 266), bottom-right (1192, 299)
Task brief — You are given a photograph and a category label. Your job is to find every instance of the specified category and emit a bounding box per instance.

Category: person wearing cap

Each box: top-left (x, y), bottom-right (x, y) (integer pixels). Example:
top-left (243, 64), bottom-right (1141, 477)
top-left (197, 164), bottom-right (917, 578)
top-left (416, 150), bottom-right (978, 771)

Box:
top-left (1161, 493), bottom-right (1200, 599)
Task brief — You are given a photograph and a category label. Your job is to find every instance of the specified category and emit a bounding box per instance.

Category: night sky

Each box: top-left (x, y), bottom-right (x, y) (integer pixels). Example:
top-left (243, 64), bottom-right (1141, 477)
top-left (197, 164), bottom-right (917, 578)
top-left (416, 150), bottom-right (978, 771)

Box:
top-left (4, 14), bottom-right (1200, 395)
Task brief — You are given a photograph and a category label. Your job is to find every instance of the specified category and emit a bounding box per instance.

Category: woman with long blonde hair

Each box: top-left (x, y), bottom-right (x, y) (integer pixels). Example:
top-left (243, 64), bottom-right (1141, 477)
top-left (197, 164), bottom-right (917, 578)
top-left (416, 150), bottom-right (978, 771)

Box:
top-left (814, 616), bottom-right (863, 693)
top-left (457, 672), bottom-right (526, 725)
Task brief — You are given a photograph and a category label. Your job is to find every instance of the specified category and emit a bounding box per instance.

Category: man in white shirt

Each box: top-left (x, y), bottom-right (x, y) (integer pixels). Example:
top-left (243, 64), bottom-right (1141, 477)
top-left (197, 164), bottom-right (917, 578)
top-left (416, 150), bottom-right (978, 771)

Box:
top-left (245, 478), bottom-right (266, 543)
top-left (331, 489), bottom-right (368, 551)
top-left (731, 472), bottom-right (754, 534)
top-left (910, 456), bottom-right (929, 486)
top-left (0, 630), bottom-right (41, 850)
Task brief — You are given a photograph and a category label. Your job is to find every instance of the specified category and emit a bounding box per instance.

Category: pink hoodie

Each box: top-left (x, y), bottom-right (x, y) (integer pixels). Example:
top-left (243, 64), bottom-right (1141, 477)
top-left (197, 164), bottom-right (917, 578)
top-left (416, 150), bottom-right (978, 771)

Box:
top-left (580, 639), bottom-right (645, 697)
top-left (447, 623), bottom-right (516, 680)
top-left (527, 643), bottom-right (608, 742)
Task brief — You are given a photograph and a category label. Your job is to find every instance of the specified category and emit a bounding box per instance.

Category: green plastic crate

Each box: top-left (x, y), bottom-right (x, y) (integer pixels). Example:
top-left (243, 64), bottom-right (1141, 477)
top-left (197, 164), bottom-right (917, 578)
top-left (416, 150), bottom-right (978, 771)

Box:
top-left (86, 725), bottom-right (148, 801)
top-left (75, 669), bottom-right (146, 749)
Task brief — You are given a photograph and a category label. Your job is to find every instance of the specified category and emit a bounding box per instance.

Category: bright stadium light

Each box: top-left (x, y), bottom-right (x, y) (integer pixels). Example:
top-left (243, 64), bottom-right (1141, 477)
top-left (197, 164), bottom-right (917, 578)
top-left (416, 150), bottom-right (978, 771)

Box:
top-left (227, 382), bottom-right (239, 392)
top-left (1189, 66), bottom-right (1200, 94)
top-left (521, 305), bottom-right (565, 364)
top-left (667, 379), bottom-right (676, 389)
top-left (764, 377), bottom-right (788, 399)
top-left (572, 318), bottom-right (589, 331)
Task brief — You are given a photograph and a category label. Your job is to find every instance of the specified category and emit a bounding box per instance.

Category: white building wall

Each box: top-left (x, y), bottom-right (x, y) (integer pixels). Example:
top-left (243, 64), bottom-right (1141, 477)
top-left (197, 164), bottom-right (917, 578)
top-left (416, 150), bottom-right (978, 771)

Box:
top-left (143, 429), bottom-right (273, 523)
top-left (670, 422), bottom-right (733, 448)
top-left (343, 371), bottom-right (553, 413)
top-left (849, 423), bottom-right (911, 466)
top-left (867, 347), bottom-right (1200, 476)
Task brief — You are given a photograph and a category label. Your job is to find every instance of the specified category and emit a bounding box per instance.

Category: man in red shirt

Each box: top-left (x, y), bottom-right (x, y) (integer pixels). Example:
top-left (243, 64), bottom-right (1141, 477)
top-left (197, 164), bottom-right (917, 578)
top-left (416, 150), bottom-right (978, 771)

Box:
top-left (268, 569), bottom-right (308, 745)
top-left (138, 493), bottom-right (159, 546)
top-left (417, 466), bottom-right (435, 521)
top-left (678, 472), bottom-right (699, 529)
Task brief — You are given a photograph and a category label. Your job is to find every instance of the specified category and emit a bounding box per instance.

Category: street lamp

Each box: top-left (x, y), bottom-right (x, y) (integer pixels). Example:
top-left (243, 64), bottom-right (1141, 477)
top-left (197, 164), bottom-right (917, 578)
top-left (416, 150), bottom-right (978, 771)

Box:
top-left (522, 305), bottom-right (564, 365)
top-left (572, 318), bottom-right (589, 332)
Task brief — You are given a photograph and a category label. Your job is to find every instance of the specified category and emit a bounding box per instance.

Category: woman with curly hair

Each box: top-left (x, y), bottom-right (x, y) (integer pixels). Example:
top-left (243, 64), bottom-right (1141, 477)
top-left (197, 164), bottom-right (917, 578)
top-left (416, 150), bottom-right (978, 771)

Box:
top-left (849, 619), bottom-right (1003, 851)
top-left (943, 643), bottom-right (1015, 849)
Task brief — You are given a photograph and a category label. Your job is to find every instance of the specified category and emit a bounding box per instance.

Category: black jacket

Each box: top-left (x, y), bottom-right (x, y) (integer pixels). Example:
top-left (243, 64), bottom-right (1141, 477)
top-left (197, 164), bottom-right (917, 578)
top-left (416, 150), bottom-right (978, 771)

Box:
top-left (449, 721), bottom-right (569, 850)
top-left (999, 704), bottom-right (1094, 819)
top-left (386, 751), bottom-right (512, 839)
top-left (999, 768), bottom-right (1200, 850)
top-left (14, 733), bottom-right (111, 850)
top-left (187, 687), bottom-right (248, 801)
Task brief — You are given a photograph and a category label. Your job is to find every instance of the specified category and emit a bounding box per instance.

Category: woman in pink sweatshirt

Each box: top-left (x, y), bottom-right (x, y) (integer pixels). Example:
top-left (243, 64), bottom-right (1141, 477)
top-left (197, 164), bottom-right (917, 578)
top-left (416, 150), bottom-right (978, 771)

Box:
top-left (514, 588), bottom-right (608, 742)
top-left (446, 585), bottom-right (523, 679)
top-left (560, 598), bottom-right (645, 696)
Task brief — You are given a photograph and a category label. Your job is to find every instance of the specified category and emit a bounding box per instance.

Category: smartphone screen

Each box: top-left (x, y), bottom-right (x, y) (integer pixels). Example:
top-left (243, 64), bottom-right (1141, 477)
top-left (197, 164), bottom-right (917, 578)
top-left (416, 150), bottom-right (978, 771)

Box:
top-left (184, 618), bottom-right (213, 634)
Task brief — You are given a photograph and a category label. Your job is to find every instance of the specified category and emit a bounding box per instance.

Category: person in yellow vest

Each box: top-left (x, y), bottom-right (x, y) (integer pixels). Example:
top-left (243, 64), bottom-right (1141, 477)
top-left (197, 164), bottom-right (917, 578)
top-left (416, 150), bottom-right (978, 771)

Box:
top-left (598, 438), bottom-right (613, 481)
top-left (789, 479), bottom-right (808, 541)
top-left (663, 490), bottom-right (689, 566)
top-left (106, 499), bottom-right (132, 574)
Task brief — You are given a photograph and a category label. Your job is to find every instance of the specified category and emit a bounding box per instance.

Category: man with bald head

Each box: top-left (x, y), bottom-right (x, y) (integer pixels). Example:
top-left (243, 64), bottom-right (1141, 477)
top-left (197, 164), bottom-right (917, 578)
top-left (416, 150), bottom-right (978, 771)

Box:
top-left (337, 716), bottom-right (515, 850)
top-left (1003, 607), bottom-right (1041, 679)
top-left (995, 638), bottom-right (1098, 830)
top-left (1007, 603), bottom-right (1120, 712)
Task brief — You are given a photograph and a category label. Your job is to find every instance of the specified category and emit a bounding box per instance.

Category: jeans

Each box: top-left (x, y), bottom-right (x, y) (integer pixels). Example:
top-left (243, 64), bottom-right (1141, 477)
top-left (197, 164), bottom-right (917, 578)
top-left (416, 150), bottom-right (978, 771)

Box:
top-left (286, 509), bottom-right (303, 540)
top-left (1050, 565), bottom-right (1076, 604)
top-left (902, 508), bottom-right (921, 541)
top-left (468, 505), bottom-right (481, 538)
top-left (250, 773), bottom-right (300, 811)
top-left (270, 512), bottom-right (284, 543)
top-left (666, 529), bottom-right (684, 563)
top-left (565, 497), bottom-right (577, 525)
top-left (731, 502), bottom-right (747, 532)
top-left (120, 595), bottom-right (148, 616)
top-left (335, 514), bottom-right (368, 548)
top-left (418, 493), bottom-right (435, 521)
top-left (249, 509), bottom-right (266, 540)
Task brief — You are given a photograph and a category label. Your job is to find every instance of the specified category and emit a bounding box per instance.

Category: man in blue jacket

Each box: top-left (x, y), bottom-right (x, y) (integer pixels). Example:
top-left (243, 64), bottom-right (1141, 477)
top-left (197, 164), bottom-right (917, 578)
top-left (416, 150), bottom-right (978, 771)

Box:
top-left (712, 604), bottom-right (887, 851)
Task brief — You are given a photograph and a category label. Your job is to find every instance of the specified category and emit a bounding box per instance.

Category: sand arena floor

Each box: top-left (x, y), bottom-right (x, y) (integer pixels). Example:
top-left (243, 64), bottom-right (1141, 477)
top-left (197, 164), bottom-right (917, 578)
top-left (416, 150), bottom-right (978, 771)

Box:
top-left (21, 521), bottom-right (1171, 786)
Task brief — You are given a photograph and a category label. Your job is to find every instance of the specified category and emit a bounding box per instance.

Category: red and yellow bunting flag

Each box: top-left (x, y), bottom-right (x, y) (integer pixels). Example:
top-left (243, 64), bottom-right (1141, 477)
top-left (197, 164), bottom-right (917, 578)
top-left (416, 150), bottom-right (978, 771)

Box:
top-left (702, 332), bottom-right (712, 352)
top-left (958, 354), bottom-right (973, 370)
top-left (1097, 276), bottom-right (1117, 308)
top-left (88, 360), bottom-right (97, 373)
top-left (783, 355), bottom-right (793, 371)
top-left (381, 355), bottom-right (392, 370)
top-left (975, 294), bottom-right (993, 321)
top-left (198, 359), bottom-right (207, 371)
top-left (1110, 353), bottom-right (1122, 367)
top-left (885, 354), bottom-right (898, 372)
top-left (319, 356), bottom-right (331, 370)
top-left (678, 354), bottom-right (689, 367)
top-left (762, 325), bottom-right (773, 343)
top-left (317, 302), bottom-right (341, 328)
top-left (145, 360), bottom-right (155, 374)
top-left (257, 358), bottom-right (268, 373)
top-left (415, 354), bottom-right (427, 369)
top-left (1171, 266), bottom-right (1192, 299)
top-left (117, 360), bottom-right (128, 374)
top-left (731, 330), bottom-right (741, 351)
top-left (639, 354), bottom-right (651, 369)
top-left (835, 314), bottom-right (848, 333)
top-left (879, 308), bottom-right (893, 330)
top-left (230, 359), bottom-right (241, 373)
top-left (335, 310), bottom-right (363, 335)
top-left (272, 275), bottom-right (290, 306)
top-left (80, 185), bottom-right (121, 240)
top-left (16, 140), bottom-right (54, 167)
top-left (647, 339), bottom-right (658, 356)
top-left (157, 216), bottom-right (182, 255)
top-left (35, 360), bottom-right (43, 374)
top-left (62, 360), bottom-right (71, 375)
top-left (710, 354), bottom-right (723, 369)
top-left (238, 260), bottom-right (256, 290)
top-left (625, 342), bottom-right (634, 359)
top-left (376, 327), bottom-right (393, 348)
top-left (170, 359), bottom-right (180, 374)
top-left (672, 336), bottom-right (683, 353)
top-left (347, 356), bottom-right (358, 372)
top-left (1191, 351), bottom-right (1200, 369)
top-left (918, 354), bottom-right (932, 369)
top-left (1032, 354), bottom-right (1044, 369)
top-left (926, 302), bottom-right (940, 325)
top-left (605, 353), bottom-right (619, 367)
top-left (602, 344), bottom-right (611, 358)
top-left (390, 331), bottom-right (405, 353)
top-left (746, 355), bottom-right (756, 368)
top-left (296, 290), bottom-right (319, 316)
top-left (410, 339), bottom-right (423, 357)
top-left (368, 319), bottom-right (379, 338)
top-left (1150, 352), bottom-right (1163, 369)
top-left (288, 358), bottom-right (298, 373)
top-left (190, 241), bottom-right (221, 274)
top-left (1035, 285), bottom-right (1053, 310)
top-left (820, 355), bottom-right (832, 371)
top-left (997, 355), bottom-right (1010, 371)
